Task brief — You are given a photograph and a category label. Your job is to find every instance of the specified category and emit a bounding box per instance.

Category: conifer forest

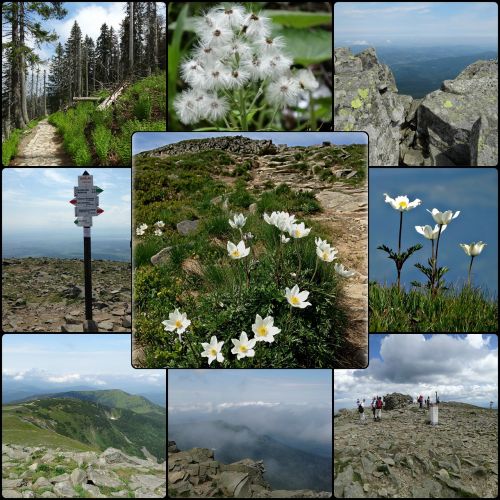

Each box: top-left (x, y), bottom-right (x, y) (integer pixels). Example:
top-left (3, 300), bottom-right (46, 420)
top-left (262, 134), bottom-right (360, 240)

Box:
top-left (2, 2), bottom-right (167, 166)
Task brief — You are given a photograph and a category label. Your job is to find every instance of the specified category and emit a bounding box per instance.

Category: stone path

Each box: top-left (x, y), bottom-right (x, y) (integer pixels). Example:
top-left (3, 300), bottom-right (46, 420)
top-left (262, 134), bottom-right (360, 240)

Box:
top-left (248, 149), bottom-right (368, 368)
top-left (10, 118), bottom-right (74, 166)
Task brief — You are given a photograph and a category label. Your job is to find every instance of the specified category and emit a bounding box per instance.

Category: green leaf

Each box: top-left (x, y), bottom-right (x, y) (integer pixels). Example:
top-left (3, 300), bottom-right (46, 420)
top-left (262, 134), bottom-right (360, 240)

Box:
top-left (168, 4), bottom-right (189, 111)
top-left (279, 28), bottom-right (332, 66)
top-left (261, 10), bottom-right (332, 29)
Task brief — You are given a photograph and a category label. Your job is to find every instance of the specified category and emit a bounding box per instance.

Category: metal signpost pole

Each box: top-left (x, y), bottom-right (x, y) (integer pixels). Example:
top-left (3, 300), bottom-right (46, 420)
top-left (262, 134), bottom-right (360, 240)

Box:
top-left (83, 226), bottom-right (93, 324)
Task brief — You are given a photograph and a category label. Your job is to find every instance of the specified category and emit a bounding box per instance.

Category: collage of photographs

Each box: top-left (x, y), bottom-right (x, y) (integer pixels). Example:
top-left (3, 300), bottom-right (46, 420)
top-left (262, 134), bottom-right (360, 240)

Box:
top-left (0, 1), bottom-right (497, 499)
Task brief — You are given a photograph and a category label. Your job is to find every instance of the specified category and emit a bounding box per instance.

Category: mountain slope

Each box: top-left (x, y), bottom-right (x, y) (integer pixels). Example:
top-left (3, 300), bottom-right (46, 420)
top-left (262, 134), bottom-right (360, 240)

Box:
top-left (169, 420), bottom-right (332, 491)
top-left (3, 393), bottom-right (166, 460)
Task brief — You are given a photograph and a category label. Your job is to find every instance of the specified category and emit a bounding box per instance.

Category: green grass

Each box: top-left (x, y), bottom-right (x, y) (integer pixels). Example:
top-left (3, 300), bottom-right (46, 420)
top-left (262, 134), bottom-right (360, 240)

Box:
top-left (369, 283), bottom-right (498, 332)
top-left (2, 118), bottom-right (44, 165)
top-left (314, 144), bottom-right (367, 186)
top-left (133, 151), bottom-right (349, 368)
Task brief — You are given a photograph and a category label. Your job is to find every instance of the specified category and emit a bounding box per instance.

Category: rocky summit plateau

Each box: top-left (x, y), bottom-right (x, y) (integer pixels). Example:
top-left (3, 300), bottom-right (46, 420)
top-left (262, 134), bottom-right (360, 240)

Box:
top-left (2, 258), bottom-right (131, 332)
top-left (334, 399), bottom-right (498, 498)
top-left (168, 441), bottom-right (332, 498)
top-left (2, 444), bottom-right (165, 498)
top-left (334, 47), bottom-right (498, 166)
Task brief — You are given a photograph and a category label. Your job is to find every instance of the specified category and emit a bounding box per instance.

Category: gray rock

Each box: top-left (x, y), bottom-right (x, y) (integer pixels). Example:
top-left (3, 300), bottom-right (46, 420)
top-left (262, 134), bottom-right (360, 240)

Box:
top-left (133, 488), bottom-right (163, 498)
top-left (121, 316), bottom-right (131, 328)
top-left (39, 492), bottom-right (57, 498)
top-left (60, 324), bottom-right (83, 333)
top-left (248, 203), bottom-right (257, 214)
top-left (129, 474), bottom-right (165, 490)
top-left (2, 479), bottom-right (24, 488)
top-left (176, 220), bottom-right (199, 235)
top-left (97, 321), bottom-right (114, 331)
top-left (50, 473), bottom-right (70, 483)
top-left (110, 491), bottom-right (129, 497)
top-left (2, 490), bottom-right (23, 498)
top-left (22, 492), bottom-right (35, 498)
top-left (87, 469), bottom-right (123, 488)
top-left (81, 484), bottom-right (101, 497)
top-left (219, 471), bottom-right (252, 498)
top-left (70, 468), bottom-right (86, 486)
top-left (62, 285), bottom-right (84, 299)
top-left (33, 477), bottom-right (51, 489)
top-left (150, 247), bottom-right (172, 266)
top-left (53, 481), bottom-right (77, 497)
top-left (344, 483), bottom-right (365, 498)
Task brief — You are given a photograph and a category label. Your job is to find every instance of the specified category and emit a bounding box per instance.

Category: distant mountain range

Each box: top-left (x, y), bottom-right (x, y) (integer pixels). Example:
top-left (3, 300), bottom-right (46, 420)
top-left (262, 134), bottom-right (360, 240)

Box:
top-left (169, 419), bottom-right (332, 491)
top-left (2, 389), bottom-right (166, 461)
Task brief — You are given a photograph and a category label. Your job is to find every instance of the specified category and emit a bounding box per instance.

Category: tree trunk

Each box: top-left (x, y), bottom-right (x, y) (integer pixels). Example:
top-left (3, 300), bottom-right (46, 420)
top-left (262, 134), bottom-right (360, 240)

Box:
top-left (43, 70), bottom-right (47, 115)
top-left (11, 2), bottom-right (26, 129)
top-left (31, 64), bottom-right (35, 119)
top-left (77, 36), bottom-right (82, 96)
top-left (129, 2), bottom-right (134, 76)
top-left (153, 3), bottom-right (158, 71)
top-left (35, 67), bottom-right (40, 116)
top-left (20, 2), bottom-right (30, 124)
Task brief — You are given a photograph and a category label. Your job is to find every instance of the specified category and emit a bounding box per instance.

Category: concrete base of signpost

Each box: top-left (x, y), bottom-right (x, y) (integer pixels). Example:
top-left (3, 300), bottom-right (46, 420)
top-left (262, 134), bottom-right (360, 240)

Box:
top-left (83, 320), bottom-right (99, 332)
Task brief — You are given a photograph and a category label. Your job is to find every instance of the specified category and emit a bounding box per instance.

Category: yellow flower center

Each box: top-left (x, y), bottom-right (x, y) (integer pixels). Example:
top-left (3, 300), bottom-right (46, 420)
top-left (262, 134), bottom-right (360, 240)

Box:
top-left (257, 326), bottom-right (267, 336)
top-left (295, 230), bottom-right (301, 237)
top-left (398, 201), bottom-right (407, 209)
top-left (175, 320), bottom-right (182, 328)
top-left (232, 250), bottom-right (240, 257)
top-left (210, 348), bottom-right (217, 356)
top-left (323, 252), bottom-right (329, 260)
top-left (239, 345), bottom-right (248, 353)
top-left (291, 296), bottom-right (300, 305)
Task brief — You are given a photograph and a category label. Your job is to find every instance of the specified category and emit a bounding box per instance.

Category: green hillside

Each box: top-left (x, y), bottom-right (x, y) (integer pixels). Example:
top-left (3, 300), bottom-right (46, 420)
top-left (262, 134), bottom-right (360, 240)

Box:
top-left (47, 72), bottom-right (166, 166)
top-left (3, 395), bottom-right (166, 461)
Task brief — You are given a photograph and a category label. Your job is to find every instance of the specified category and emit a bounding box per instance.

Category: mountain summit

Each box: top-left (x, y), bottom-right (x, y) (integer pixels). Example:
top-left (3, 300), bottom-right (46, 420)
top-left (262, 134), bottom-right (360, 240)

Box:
top-left (334, 47), bottom-right (498, 166)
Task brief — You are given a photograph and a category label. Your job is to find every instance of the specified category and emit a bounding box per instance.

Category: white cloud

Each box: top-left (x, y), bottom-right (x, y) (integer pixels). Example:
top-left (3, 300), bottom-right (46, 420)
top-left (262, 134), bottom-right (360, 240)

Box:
top-left (47, 373), bottom-right (81, 383)
top-left (43, 169), bottom-right (72, 185)
top-left (350, 40), bottom-right (370, 45)
top-left (217, 401), bottom-right (281, 410)
top-left (343, 4), bottom-right (432, 16)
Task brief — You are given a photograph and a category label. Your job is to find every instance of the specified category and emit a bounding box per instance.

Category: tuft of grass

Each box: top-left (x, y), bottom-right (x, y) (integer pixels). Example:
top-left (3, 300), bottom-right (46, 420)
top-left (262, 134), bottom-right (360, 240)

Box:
top-left (257, 184), bottom-right (321, 215)
top-left (134, 95), bottom-right (152, 120)
top-left (2, 129), bottom-right (23, 165)
top-left (369, 283), bottom-right (498, 332)
top-left (92, 124), bottom-right (112, 164)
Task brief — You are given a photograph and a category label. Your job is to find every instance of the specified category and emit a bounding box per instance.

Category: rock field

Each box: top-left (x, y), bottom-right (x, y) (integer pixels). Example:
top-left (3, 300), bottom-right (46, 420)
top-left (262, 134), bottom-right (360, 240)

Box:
top-left (2, 258), bottom-right (131, 332)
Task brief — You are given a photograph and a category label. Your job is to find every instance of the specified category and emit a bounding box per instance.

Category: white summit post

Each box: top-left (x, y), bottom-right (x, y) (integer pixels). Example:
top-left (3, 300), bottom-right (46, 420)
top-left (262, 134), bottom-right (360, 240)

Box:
top-left (430, 403), bottom-right (439, 426)
top-left (69, 171), bottom-right (104, 332)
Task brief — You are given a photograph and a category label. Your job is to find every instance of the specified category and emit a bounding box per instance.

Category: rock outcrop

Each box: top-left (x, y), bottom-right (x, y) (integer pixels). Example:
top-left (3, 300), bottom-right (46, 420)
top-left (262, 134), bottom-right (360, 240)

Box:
top-left (334, 47), bottom-right (498, 166)
top-left (382, 393), bottom-right (413, 411)
top-left (334, 402), bottom-right (498, 498)
top-left (135, 135), bottom-right (279, 158)
top-left (1, 444), bottom-right (165, 498)
top-left (168, 442), bottom-right (332, 498)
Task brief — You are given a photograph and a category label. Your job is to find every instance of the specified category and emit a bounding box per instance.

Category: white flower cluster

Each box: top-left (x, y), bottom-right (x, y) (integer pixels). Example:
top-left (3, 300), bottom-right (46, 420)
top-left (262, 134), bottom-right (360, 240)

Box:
top-left (135, 221), bottom-right (165, 237)
top-left (173, 4), bottom-right (319, 125)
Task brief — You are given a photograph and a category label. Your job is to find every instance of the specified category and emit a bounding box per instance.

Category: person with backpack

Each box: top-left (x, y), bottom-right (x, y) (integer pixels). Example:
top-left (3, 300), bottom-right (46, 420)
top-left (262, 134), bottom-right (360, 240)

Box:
top-left (375, 396), bottom-right (383, 421)
top-left (371, 397), bottom-right (376, 420)
top-left (418, 395), bottom-right (423, 409)
top-left (358, 399), bottom-right (366, 423)
top-left (426, 396), bottom-right (430, 409)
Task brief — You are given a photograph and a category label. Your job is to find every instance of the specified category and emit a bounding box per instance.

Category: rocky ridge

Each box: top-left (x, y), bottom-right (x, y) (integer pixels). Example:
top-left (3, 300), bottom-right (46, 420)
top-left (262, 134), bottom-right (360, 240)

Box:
top-left (334, 402), bottom-right (498, 498)
top-left (334, 47), bottom-right (498, 166)
top-left (2, 444), bottom-right (165, 498)
top-left (168, 441), bottom-right (332, 498)
top-left (2, 258), bottom-right (131, 332)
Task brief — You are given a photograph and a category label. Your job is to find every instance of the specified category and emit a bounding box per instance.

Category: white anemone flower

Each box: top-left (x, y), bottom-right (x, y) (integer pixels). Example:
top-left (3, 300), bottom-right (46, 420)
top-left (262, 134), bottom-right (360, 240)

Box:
top-left (317, 245), bottom-right (338, 262)
top-left (384, 193), bottom-right (421, 212)
top-left (201, 336), bottom-right (225, 365)
top-left (231, 331), bottom-right (257, 360)
top-left (426, 208), bottom-right (460, 225)
top-left (263, 211), bottom-right (296, 232)
top-left (266, 76), bottom-right (300, 108)
top-left (296, 69), bottom-right (319, 91)
top-left (229, 213), bottom-right (247, 229)
top-left (289, 222), bottom-right (311, 239)
top-left (460, 241), bottom-right (487, 257)
top-left (252, 315), bottom-right (281, 343)
top-left (154, 228), bottom-right (163, 236)
top-left (136, 223), bottom-right (148, 236)
top-left (415, 224), bottom-right (447, 240)
top-left (315, 237), bottom-right (331, 251)
top-left (162, 309), bottom-right (191, 341)
top-left (227, 240), bottom-right (250, 259)
top-left (285, 284), bottom-right (312, 308)
top-left (281, 234), bottom-right (290, 243)
top-left (334, 263), bottom-right (356, 278)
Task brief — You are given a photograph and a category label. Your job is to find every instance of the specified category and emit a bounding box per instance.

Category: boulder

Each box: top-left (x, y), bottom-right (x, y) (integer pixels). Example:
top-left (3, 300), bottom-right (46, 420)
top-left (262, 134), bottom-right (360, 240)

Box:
top-left (130, 474), bottom-right (165, 490)
top-left (176, 220), bottom-right (199, 235)
top-left (49, 473), bottom-right (70, 483)
top-left (87, 469), bottom-right (123, 488)
top-left (81, 484), bottom-right (101, 497)
top-left (53, 481), bottom-right (77, 498)
top-left (2, 490), bottom-right (23, 498)
top-left (219, 471), bottom-right (252, 498)
top-left (33, 477), bottom-right (51, 489)
top-left (150, 247), bottom-right (172, 266)
top-left (383, 393), bottom-right (413, 410)
top-left (70, 468), bottom-right (86, 486)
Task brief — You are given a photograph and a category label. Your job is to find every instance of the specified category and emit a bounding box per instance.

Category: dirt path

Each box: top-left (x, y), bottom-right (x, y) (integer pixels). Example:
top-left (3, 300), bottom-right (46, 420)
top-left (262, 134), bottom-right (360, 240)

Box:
top-left (247, 149), bottom-right (368, 368)
top-left (10, 119), bottom-right (73, 166)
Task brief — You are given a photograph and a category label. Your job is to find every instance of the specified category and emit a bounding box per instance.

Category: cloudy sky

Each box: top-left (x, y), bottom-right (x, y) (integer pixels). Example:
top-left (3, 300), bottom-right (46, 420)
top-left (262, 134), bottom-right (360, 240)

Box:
top-left (370, 168), bottom-right (498, 294)
top-left (334, 334), bottom-right (498, 411)
top-left (2, 168), bottom-right (130, 239)
top-left (334, 2), bottom-right (498, 47)
top-left (2, 334), bottom-right (165, 393)
top-left (132, 132), bottom-right (367, 155)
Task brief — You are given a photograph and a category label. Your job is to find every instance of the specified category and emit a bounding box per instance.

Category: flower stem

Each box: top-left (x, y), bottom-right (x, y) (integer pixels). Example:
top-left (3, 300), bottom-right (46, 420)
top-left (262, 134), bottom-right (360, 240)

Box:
top-left (468, 255), bottom-right (474, 286)
top-left (311, 257), bottom-right (319, 282)
top-left (398, 211), bottom-right (403, 254)
top-left (184, 330), bottom-right (199, 366)
top-left (433, 224), bottom-right (443, 295)
top-left (239, 87), bottom-right (248, 131)
top-left (269, 105), bottom-right (280, 129)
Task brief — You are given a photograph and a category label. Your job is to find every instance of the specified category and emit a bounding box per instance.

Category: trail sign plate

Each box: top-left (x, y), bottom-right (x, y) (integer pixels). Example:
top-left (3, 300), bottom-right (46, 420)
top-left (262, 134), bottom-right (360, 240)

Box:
top-left (78, 175), bottom-right (93, 187)
top-left (74, 217), bottom-right (93, 227)
top-left (75, 207), bottom-right (99, 216)
top-left (75, 197), bottom-right (99, 207)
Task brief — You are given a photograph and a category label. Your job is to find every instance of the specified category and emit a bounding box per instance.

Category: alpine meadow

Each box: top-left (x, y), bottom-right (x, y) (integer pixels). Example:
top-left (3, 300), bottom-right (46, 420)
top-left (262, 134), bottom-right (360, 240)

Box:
top-left (1, 2), bottom-right (167, 166)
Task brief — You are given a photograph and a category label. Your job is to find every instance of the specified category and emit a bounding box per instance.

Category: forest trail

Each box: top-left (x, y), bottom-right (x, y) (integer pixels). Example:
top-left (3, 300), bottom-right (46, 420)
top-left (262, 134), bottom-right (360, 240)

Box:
top-left (10, 119), bottom-right (73, 166)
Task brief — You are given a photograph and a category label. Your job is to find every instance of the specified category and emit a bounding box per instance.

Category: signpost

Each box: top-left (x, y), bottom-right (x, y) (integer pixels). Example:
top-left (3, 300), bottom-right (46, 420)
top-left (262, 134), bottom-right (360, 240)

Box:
top-left (70, 171), bottom-right (104, 332)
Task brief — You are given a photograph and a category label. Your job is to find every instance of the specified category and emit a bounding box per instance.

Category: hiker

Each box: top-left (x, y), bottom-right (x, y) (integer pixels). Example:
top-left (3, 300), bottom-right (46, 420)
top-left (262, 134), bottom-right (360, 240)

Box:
top-left (375, 396), bottom-right (383, 421)
top-left (371, 397), bottom-right (376, 420)
top-left (358, 399), bottom-right (366, 424)
top-left (426, 397), bottom-right (430, 409)
top-left (418, 394), bottom-right (423, 409)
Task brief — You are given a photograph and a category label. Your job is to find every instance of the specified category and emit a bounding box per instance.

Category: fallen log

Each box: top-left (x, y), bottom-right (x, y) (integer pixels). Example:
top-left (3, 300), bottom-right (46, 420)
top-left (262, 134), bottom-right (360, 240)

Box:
top-left (97, 82), bottom-right (128, 110)
top-left (73, 97), bottom-right (101, 101)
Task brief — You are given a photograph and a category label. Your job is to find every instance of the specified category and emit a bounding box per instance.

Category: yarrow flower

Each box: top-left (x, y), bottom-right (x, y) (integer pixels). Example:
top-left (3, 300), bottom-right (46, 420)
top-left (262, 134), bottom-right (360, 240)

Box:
top-left (384, 193), bottom-right (421, 212)
top-left (201, 336), bottom-right (224, 365)
top-left (162, 309), bottom-right (191, 341)
top-left (230, 331), bottom-right (256, 360)
top-left (136, 223), bottom-right (148, 236)
top-left (229, 213), bottom-right (247, 229)
top-left (285, 284), bottom-right (312, 308)
top-left (173, 4), bottom-right (320, 127)
top-left (227, 240), bottom-right (250, 259)
top-left (252, 314), bottom-right (281, 343)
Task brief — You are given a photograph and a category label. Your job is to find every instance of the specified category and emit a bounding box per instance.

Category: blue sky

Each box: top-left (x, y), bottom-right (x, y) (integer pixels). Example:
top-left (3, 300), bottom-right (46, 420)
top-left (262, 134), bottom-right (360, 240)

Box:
top-left (13, 2), bottom-right (166, 71)
top-left (334, 2), bottom-right (498, 47)
top-left (335, 334), bottom-right (498, 410)
top-left (133, 132), bottom-right (367, 154)
top-left (2, 334), bottom-right (166, 392)
top-left (369, 168), bottom-right (498, 294)
top-left (168, 369), bottom-right (332, 410)
top-left (2, 168), bottom-right (130, 239)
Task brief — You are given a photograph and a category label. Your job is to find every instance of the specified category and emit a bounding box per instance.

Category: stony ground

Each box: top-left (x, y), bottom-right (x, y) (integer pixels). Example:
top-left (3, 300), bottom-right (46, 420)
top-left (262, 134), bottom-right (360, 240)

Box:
top-left (334, 403), bottom-right (498, 498)
top-left (168, 441), bottom-right (332, 498)
top-left (10, 119), bottom-right (73, 166)
top-left (2, 258), bottom-right (131, 332)
top-left (247, 147), bottom-right (368, 368)
top-left (2, 444), bottom-right (165, 498)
